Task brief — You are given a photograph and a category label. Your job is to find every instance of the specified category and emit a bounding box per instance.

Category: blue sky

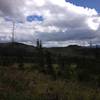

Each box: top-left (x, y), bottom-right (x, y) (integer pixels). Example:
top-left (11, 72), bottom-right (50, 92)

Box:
top-left (27, 15), bottom-right (44, 22)
top-left (67, 0), bottom-right (100, 12)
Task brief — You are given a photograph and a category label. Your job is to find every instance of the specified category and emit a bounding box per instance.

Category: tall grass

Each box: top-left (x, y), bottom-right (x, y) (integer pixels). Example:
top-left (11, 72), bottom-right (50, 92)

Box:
top-left (0, 65), bottom-right (100, 100)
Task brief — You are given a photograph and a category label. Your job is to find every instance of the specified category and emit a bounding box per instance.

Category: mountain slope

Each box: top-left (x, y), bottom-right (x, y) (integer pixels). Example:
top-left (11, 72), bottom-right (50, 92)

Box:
top-left (0, 42), bottom-right (99, 58)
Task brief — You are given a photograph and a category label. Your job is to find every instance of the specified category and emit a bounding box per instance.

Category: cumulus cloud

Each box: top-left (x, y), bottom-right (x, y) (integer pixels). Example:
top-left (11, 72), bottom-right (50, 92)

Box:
top-left (0, 0), bottom-right (100, 47)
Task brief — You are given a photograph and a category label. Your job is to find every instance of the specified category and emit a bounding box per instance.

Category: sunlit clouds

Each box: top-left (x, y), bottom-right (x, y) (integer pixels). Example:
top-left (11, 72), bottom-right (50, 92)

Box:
top-left (0, 0), bottom-right (100, 47)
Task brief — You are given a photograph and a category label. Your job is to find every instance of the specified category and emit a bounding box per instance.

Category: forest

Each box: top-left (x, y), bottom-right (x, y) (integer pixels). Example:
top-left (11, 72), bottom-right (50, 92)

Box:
top-left (0, 40), bottom-right (100, 100)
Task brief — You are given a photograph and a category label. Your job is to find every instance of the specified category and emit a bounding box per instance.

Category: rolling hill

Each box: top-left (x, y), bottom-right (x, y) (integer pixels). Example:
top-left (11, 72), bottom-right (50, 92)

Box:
top-left (0, 42), bottom-right (99, 58)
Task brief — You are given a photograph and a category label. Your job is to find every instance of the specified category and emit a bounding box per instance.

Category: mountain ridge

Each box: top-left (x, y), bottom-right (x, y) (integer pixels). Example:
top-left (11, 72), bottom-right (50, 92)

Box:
top-left (0, 42), bottom-right (99, 58)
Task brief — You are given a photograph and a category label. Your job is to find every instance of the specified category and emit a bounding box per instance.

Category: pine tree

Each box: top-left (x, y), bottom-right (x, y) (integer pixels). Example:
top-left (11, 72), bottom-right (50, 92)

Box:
top-left (57, 54), bottom-right (66, 78)
top-left (45, 51), bottom-right (55, 77)
top-left (58, 54), bottom-right (65, 71)
top-left (36, 39), bottom-right (40, 48)
top-left (36, 39), bottom-right (45, 72)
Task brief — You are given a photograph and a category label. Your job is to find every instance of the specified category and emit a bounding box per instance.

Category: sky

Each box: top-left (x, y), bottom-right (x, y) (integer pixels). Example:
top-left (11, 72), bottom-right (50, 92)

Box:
top-left (0, 0), bottom-right (100, 47)
top-left (67, 0), bottom-right (100, 13)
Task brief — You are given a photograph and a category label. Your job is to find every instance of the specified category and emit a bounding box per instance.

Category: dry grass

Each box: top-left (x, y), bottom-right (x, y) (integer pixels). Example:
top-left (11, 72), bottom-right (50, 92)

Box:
top-left (0, 65), bottom-right (100, 100)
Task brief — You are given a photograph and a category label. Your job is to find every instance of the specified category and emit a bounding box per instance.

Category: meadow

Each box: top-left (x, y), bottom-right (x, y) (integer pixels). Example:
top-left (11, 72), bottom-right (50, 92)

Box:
top-left (0, 42), bottom-right (100, 100)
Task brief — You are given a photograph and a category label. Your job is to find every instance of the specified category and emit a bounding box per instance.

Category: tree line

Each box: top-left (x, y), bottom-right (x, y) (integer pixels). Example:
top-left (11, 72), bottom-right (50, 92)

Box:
top-left (0, 40), bottom-right (100, 85)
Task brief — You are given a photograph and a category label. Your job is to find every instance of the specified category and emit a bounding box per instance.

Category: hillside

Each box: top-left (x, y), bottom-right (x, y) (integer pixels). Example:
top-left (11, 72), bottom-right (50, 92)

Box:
top-left (0, 42), bottom-right (100, 100)
top-left (0, 42), bottom-right (99, 58)
top-left (0, 42), bottom-right (36, 57)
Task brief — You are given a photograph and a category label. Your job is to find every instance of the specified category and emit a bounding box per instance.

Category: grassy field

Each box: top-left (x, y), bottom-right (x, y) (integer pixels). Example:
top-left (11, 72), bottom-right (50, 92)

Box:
top-left (0, 64), bottom-right (100, 100)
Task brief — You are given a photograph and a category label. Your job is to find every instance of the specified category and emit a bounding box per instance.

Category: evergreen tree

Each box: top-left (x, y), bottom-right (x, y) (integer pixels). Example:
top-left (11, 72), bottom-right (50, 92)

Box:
top-left (95, 45), bottom-right (99, 59)
top-left (58, 54), bottom-right (65, 71)
top-left (36, 39), bottom-right (40, 49)
top-left (45, 51), bottom-right (55, 78)
top-left (36, 39), bottom-right (45, 72)
top-left (57, 54), bottom-right (67, 78)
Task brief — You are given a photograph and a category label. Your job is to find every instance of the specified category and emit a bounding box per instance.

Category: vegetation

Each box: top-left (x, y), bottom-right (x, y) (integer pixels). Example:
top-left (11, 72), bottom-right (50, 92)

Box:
top-left (0, 65), bottom-right (100, 100)
top-left (0, 41), bottom-right (100, 99)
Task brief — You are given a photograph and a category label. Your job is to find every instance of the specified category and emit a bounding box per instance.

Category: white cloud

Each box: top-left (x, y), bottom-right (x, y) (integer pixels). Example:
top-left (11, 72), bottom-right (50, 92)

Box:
top-left (86, 17), bottom-right (100, 31)
top-left (0, 0), bottom-right (100, 46)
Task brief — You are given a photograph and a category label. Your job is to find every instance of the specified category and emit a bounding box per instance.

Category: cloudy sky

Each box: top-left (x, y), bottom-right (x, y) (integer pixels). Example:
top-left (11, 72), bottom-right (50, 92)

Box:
top-left (0, 0), bottom-right (100, 47)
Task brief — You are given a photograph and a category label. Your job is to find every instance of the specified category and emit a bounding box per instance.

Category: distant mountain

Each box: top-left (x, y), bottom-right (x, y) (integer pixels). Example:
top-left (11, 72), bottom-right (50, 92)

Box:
top-left (0, 42), bottom-right (36, 57)
top-left (0, 42), bottom-right (99, 58)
